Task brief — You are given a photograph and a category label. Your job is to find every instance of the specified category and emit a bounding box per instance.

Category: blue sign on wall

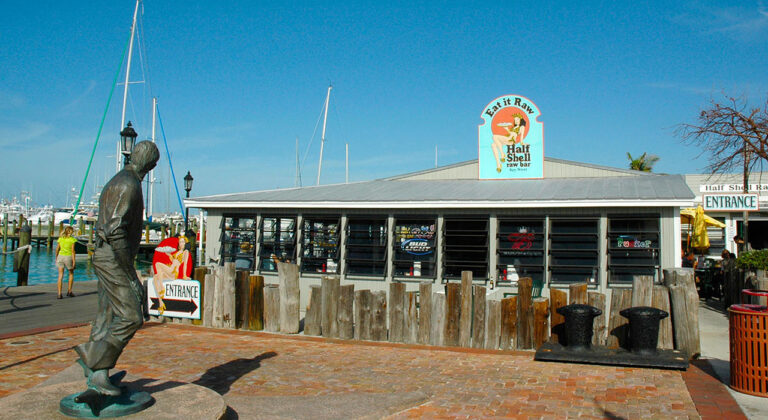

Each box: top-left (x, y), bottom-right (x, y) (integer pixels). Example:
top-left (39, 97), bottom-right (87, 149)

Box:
top-left (478, 95), bottom-right (544, 179)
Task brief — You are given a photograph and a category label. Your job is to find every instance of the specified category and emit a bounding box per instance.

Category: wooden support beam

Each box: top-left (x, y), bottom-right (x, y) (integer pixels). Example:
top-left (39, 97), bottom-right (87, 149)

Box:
top-left (484, 299), bottom-right (501, 350)
top-left (533, 297), bottom-right (550, 348)
top-left (371, 290), bottom-right (388, 341)
top-left (404, 291), bottom-right (418, 344)
top-left (500, 296), bottom-right (517, 350)
top-left (389, 282), bottom-right (406, 343)
top-left (471, 285), bottom-right (486, 349)
top-left (321, 275), bottom-right (340, 337)
top-left (305, 285), bottom-right (322, 336)
top-left (278, 262), bottom-right (300, 334)
top-left (516, 277), bottom-right (533, 350)
top-left (337, 284), bottom-right (355, 340)
top-left (444, 283), bottom-right (461, 346)
top-left (459, 271), bottom-right (473, 347)
top-left (263, 285), bottom-right (280, 332)
top-left (418, 282), bottom-right (432, 345)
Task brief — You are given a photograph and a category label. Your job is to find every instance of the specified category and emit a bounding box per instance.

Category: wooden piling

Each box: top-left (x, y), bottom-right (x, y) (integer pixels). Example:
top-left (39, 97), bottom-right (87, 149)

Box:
top-left (418, 282), bottom-right (432, 345)
top-left (516, 277), bottom-right (533, 350)
top-left (533, 297), bottom-right (550, 348)
top-left (471, 285), bottom-right (486, 349)
top-left (569, 282), bottom-right (588, 304)
top-left (500, 296), bottom-right (517, 350)
top-left (606, 288), bottom-right (632, 349)
top-left (389, 282), bottom-right (406, 343)
top-left (47, 219), bottom-right (54, 248)
top-left (321, 275), bottom-right (340, 337)
top-left (664, 268), bottom-right (700, 358)
top-left (371, 290), bottom-right (388, 341)
top-left (631, 275), bottom-right (654, 307)
top-left (549, 288), bottom-right (567, 344)
top-left (652, 285), bottom-right (674, 349)
top-left (203, 273), bottom-right (215, 327)
top-left (459, 271), bottom-right (473, 347)
top-left (2, 214), bottom-right (8, 252)
top-left (15, 224), bottom-right (31, 286)
top-left (305, 285), bottom-right (323, 336)
top-left (278, 262), bottom-right (300, 334)
top-left (338, 284), bottom-right (355, 340)
top-left (235, 270), bottom-right (250, 329)
top-left (484, 299), bottom-right (501, 350)
top-left (444, 283), bottom-right (461, 346)
top-left (192, 267), bottom-right (207, 326)
top-left (430, 292), bottom-right (445, 346)
top-left (263, 284), bottom-right (280, 332)
top-left (404, 291), bottom-right (418, 344)
top-left (355, 290), bottom-right (372, 340)
top-left (221, 263), bottom-right (236, 329)
top-left (588, 291), bottom-right (606, 346)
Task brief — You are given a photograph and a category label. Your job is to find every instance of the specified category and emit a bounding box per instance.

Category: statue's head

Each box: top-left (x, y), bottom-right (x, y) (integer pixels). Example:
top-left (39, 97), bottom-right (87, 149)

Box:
top-left (130, 141), bottom-right (160, 180)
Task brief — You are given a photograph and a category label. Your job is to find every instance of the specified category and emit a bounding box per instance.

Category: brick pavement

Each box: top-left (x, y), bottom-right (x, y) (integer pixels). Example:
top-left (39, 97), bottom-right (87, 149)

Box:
top-left (0, 323), bottom-right (717, 419)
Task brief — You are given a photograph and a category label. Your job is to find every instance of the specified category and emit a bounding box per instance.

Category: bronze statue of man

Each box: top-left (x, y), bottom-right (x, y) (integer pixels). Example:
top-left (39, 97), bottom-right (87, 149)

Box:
top-left (74, 140), bottom-right (159, 395)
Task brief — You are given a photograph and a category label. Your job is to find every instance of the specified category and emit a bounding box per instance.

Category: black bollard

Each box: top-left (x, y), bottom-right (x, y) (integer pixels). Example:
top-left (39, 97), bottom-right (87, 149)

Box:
top-left (556, 304), bottom-right (602, 351)
top-left (620, 306), bottom-right (669, 355)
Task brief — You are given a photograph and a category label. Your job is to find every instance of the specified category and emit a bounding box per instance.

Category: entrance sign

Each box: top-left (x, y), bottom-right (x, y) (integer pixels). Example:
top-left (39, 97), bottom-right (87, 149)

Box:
top-left (703, 193), bottom-right (759, 212)
top-left (148, 278), bottom-right (201, 319)
top-left (478, 95), bottom-right (544, 179)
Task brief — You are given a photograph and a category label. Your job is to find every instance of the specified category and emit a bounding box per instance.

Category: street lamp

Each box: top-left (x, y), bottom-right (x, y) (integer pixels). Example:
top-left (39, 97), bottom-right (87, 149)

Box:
top-left (184, 171), bottom-right (194, 232)
top-left (120, 121), bottom-right (138, 166)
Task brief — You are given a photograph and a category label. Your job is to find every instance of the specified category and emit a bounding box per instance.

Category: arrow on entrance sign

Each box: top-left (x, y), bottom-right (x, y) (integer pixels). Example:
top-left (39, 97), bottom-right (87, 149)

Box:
top-left (149, 297), bottom-right (198, 314)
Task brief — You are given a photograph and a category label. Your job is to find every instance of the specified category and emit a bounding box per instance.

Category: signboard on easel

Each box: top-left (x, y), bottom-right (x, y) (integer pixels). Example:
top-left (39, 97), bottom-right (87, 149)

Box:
top-left (147, 236), bottom-right (200, 319)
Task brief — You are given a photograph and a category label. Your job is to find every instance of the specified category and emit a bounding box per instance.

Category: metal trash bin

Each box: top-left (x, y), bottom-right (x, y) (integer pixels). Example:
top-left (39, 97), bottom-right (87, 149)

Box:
top-left (729, 289), bottom-right (768, 397)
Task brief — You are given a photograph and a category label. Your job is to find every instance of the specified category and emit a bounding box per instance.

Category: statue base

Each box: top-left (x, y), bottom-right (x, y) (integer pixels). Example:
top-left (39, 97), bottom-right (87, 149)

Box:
top-left (60, 388), bottom-right (154, 418)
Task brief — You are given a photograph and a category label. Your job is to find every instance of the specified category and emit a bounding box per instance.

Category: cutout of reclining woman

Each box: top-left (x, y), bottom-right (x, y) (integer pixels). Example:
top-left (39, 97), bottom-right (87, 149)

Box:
top-left (152, 235), bottom-right (191, 314)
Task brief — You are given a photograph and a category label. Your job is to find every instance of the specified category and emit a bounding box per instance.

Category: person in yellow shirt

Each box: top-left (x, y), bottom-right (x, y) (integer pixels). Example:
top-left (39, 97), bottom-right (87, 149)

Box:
top-left (55, 225), bottom-right (77, 299)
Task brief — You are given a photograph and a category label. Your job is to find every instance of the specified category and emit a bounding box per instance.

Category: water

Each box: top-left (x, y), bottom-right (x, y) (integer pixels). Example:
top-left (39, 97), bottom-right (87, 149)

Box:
top-left (0, 240), bottom-right (152, 288)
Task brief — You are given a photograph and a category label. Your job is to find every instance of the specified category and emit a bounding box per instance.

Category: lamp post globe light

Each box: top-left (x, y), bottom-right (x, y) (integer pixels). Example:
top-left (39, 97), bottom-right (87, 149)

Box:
top-left (120, 121), bottom-right (138, 166)
top-left (184, 171), bottom-right (193, 232)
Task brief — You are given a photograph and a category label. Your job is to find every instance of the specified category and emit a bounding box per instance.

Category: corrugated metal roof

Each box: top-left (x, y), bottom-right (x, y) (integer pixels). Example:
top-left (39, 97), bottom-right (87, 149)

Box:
top-left (188, 174), bottom-right (694, 209)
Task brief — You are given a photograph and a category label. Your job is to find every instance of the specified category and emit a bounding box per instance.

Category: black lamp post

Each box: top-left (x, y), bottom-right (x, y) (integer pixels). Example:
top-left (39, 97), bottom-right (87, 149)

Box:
top-left (184, 171), bottom-right (194, 232)
top-left (120, 121), bottom-right (138, 166)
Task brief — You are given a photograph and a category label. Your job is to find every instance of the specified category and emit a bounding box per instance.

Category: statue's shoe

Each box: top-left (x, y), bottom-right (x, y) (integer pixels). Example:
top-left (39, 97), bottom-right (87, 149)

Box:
top-left (87, 369), bottom-right (122, 396)
top-left (76, 358), bottom-right (93, 378)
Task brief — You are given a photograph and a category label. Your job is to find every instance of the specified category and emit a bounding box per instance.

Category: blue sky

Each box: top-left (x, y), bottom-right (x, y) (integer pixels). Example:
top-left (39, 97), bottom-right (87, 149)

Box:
top-left (1, 1), bottom-right (767, 212)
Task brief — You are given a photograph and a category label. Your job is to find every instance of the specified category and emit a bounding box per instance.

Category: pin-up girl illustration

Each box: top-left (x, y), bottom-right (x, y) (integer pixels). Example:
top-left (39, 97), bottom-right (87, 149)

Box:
top-left (490, 112), bottom-right (528, 173)
top-left (152, 236), bottom-right (191, 314)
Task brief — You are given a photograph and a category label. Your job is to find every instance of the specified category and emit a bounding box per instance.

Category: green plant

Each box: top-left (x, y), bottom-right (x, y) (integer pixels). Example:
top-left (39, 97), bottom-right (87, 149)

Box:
top-left (735, 249), bottom-right (768, 271)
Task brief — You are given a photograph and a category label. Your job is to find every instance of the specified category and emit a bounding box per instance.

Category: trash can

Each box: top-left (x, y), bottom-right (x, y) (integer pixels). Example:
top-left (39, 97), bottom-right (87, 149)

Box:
top-left (729, 289), bottom-right (768, 397)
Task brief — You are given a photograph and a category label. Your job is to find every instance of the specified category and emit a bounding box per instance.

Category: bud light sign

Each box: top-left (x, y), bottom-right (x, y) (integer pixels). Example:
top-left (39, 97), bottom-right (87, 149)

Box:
top-left (401, 238), bottom-right (432, 256)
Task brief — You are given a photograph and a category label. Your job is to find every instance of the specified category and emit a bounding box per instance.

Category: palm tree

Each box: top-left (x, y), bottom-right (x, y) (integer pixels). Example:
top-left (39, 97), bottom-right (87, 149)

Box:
top-left (627, 152), bottom-right (660, 172)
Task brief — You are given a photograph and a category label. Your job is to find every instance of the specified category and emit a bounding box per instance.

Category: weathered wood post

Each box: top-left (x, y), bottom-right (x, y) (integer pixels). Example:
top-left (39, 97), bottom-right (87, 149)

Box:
top-left (588, 291), bottom-right (606, 346)
top-left (192, 266), bottom-right (208, 326)
top-left (2, 213), bottom-right (8, 252)
top-left (263, 284), bottom-right (280, 332)
top-left (607, 288), bottom-right (632, 348)
top-left (418, 282), bottom-right (432, 345)
top-left (484, 299), bottom-right (501, 349)
top-left (236, 270), bottom-right (250, 329)
top-left (663, 268), bottom-right (701, 358)
top-left (338, 284), bottom-right (355, 340)
top-left (533, 297), bottom-right (550, 348)
top-left (430, 292), bottom-right (445, 346)
top-left (15, 224), bottom-right (32, 286)
top-left (631, 275), bottom-right (654, 307)
top-left (47, 218), bottom-right (54, 248)
top-left (404, 291), bottom-right (418, 344)
top-left (278, 262), bottom-right (300, 333)
top-left (517, 277), bottom-right (533, 349)
top-left (203, 272), bottom-right (216, 327)
top-left (249, 274), bottom-right (264, 330)
top-left (652, 285), bottom-right (674, 349)
top-left (36, 218), bottom-right (42, 238)
top-left (221, 263), bottom-right (236, 329)
top-left (500, 296), bottom-right (518, 350)
top-left (549, 288), bottom-right (567, 344)
top-left (471, 285), bottom-right (486, 349)
top-left (459, 271), bottom-right (473, 347)
top-left (569, 282), bottom-right (588, 304)
top-left (389, 282), bottom-right (406, 342)
top-left (305, 285), bottom-right (323, 336)
top-left (321, 275), bottom-right (340, 337)
top-left (444, 282), bottom-right (461, 346)
top-left (355, 290), bottom-right (372, 340)
top-left (371, 290), bottom-right (388, 341)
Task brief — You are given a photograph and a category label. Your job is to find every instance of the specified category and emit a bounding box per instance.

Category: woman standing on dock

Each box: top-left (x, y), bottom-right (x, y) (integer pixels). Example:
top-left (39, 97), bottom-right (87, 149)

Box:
top-left (55, 226), bottom-right (77, 299)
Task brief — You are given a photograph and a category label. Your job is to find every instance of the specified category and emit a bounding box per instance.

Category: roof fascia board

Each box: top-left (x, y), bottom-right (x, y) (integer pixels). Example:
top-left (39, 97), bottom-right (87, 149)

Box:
top-left (186, 199), bottom-right (693, 209)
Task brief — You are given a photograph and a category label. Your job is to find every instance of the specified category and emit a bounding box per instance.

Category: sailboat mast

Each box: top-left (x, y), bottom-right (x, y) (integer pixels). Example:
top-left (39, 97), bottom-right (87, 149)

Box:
top-left (117, 0), bottom-right (141, 174)
top-left (149, 96), bottom-right (157, 220)
top-left (316, 84), bottom-right (332, 185)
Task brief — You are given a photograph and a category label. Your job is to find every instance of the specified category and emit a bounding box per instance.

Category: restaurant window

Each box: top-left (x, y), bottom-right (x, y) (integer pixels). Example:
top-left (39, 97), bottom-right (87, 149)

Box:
top-left (258, 216), bottom-right (297, 272)
top-left (549, 219), bottom-right (599, 284)
top-left (393, 217), bottom-right (437, 278)
top-left (221, 216), bottom-right (256, 270)
top-left (608, 216), bottom-right (660, 283)
top-left (497, 218), bottom-right (545, 287)
top-left (443, 217), bottom-right (489, 279)
top-left (301, 216), bottom-right (341, 274)
top-left (345, 217), bottom-right (388, 276)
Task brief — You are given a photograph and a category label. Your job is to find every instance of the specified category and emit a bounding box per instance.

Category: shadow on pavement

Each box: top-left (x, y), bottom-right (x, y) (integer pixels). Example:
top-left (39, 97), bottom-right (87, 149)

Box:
top-left (696, 358), bottom-right (730, 385)
top-left (192, 351), bottom-right (277, 396)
